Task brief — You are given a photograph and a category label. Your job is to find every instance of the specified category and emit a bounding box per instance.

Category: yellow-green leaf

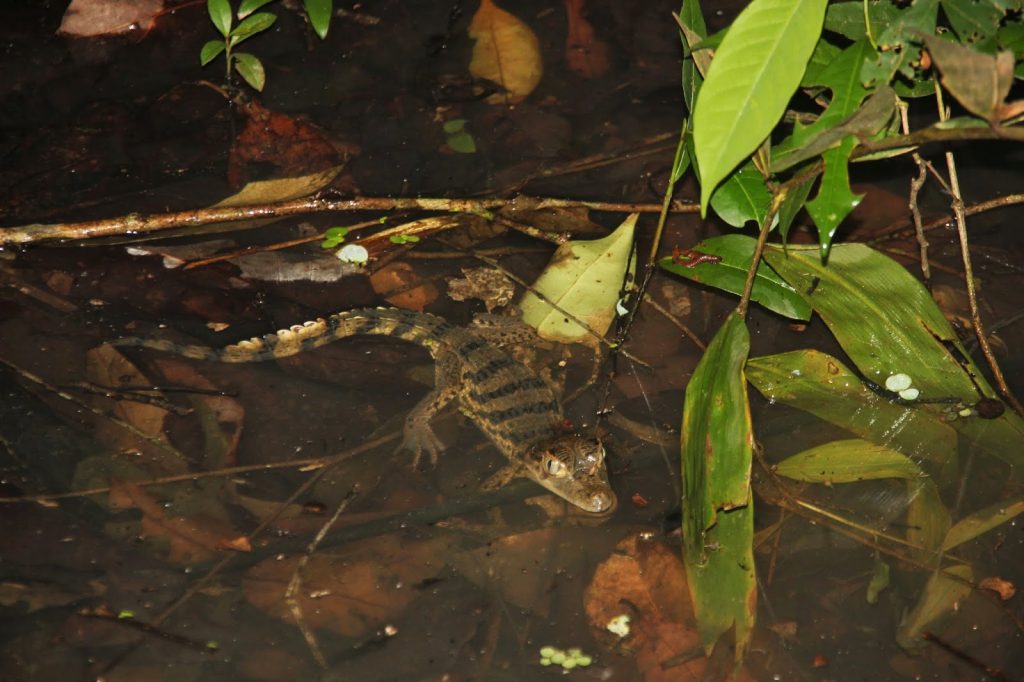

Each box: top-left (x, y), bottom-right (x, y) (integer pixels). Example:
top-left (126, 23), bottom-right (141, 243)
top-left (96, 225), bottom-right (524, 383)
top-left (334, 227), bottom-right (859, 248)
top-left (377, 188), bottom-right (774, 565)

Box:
top-left (468, 0), bottom-right (542, 105)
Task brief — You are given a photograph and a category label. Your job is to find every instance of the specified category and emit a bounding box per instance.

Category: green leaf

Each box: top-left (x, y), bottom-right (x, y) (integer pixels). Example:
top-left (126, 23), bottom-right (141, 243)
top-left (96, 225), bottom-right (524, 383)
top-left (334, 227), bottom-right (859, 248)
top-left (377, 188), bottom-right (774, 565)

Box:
top-left (805, 137), bottom-right (862, 255)
top-left (940, 0), bottom-right (1003, 43)
top-left (681, 312), bottom-right (753, 555)
top-left (942, 498), bottom-right (1024, 550)
top-left (860, 0), bottom-right (939, 87)
top-left (442, 119), bottom-right (466, 133)
top-left (905, 478), bottom-right (950, 563)
top-left (680, 311), bottom-right (755, 656)
top-left (230, 11), bottom-right (276, 45)
top-left (824, 0), bottom-right (900, 41)
top-left (707, 162), bottom-right (771, 228)
top-left (658, 234), bottom-right (811, 321)
top-left (519, 213), bottom-right (636, 345)
top-left (208, 0), bottom-right (233, 37)
top-left (802, 38), bottom-right (842, 86)
top-left (776, 176), bottom-right (814, 243)
top-left (775, 438), bottom-right (924, 482)
top-left (685, 501), bottom-right (756, 661)
top-left (762, 243), bottom-right (984, 399)
top-left (200, 40), bottom-right (226, 66)
top-left (746, 350), bottom-right (959, 481)
top-left (304, 0), bottom-right (333, 39)
top-left (897, 565), bottom-right (972, 652)
top-left (446, 130), bottom-right (477, 154)
top-left (678, 0), bottom-right (708, 113)
top-left (866, 558), bottom-right (890, 604)
top-left (232, 52), bottom-right (267, 91)
top-left (238, 0), bottom-right (275, 19)
top-left (693, 0), bottom-right (827, 213)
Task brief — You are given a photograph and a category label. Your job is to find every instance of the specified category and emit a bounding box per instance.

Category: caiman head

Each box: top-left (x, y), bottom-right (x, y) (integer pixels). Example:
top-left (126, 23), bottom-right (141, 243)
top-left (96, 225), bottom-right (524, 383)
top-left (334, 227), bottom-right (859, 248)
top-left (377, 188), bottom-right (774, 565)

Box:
top-left (522, 435), bottom-right (616, 513)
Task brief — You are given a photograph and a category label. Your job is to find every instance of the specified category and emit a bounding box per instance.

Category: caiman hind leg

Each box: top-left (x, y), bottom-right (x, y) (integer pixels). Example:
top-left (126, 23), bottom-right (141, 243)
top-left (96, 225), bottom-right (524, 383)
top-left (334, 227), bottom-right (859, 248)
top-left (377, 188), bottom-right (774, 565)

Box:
top-left (398, 351), bottom-right (462, 468)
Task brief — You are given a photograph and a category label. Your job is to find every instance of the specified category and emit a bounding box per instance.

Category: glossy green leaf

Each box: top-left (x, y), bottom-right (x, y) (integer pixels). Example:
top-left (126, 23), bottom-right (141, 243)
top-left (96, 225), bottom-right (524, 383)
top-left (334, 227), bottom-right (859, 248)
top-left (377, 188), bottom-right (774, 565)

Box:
top-left (708, 163), bottom-right (771, 228)
top-left (775, 439), bottom-right (923, 482)
top-left (230, 12), bottom-right (276, 45)
top-left (897, 564), bottom-right (972, 652)
top-left (304, 0), bottom-right (332, 39)
top-left (232, 52), bottom-right (266, 91)
top-left (685, 500), bottom-right (756, 660)
top-left (775, 176), bottom-right (814, 243)
top-left (200, 40), bottom-right (226, 66)
top-left (681, 311), bottom-right (754, 656)
top-left (805, 137), bottom-right (862, 255)
top-left (693, 0), bottom-right (827, 213)
top-left (238, 0), bottom-right (275, 19)
top-left (679, 0), bottom-right (708, 113)
top-left (208, 0), bottom-right (233, 37)
top-left (658, 234), bottom-right (811, 321)
top-left (519, 214), bottom-right (636, 345)
top-left (942, 498), bottom-right (1024, 550)
top-left (746, 350), bottom-right (958, 481)
top-left (763, 243), bottom-right (983, 399)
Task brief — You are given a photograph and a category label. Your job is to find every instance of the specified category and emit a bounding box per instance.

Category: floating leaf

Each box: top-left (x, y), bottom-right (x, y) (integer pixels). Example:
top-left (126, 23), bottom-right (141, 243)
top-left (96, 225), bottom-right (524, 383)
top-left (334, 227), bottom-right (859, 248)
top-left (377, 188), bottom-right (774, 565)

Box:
top-left (694, 0), bottom-right (827, 211)
top-left (214, 166), bottom-right (343, 207)
top-left (468, 0), bottom-right (543, 105)
top-left (519, 213), bottom-right (636, 345)
top-left (763, 244), bottom-right (981, 399)
top-left (658, 234), bottom-right (811, 321)
top-left (746, 350), bottom-right (958, 481)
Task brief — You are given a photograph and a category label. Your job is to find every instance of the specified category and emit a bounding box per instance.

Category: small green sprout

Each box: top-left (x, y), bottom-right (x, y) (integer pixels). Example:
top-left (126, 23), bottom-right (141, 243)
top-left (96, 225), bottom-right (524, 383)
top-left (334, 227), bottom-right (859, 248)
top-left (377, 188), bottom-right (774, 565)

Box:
top-left (389, 234), bottom-right (421, 245)
top-left (443, 119), bottom-right (477, 154)
top-left (538, 646), bottom-right (592, 669)
top-left (117, 610), bottom-right (135, 619)
top-left (321, 226), bottom-right (350, 249)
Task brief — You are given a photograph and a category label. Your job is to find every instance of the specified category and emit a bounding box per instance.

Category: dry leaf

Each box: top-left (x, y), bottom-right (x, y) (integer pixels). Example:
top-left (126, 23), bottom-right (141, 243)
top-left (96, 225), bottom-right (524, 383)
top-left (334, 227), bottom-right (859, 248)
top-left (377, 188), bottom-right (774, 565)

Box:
top-left (58, 0), bottom-right (163, 37)
top-left (243, 535), bottom-right (450, 637)
top-left (564, 0), bottom-right (610, 79)
top-left (469, 0), bottom-right (543, 105)
top-left (979, 576), bottom-right (1015, 601)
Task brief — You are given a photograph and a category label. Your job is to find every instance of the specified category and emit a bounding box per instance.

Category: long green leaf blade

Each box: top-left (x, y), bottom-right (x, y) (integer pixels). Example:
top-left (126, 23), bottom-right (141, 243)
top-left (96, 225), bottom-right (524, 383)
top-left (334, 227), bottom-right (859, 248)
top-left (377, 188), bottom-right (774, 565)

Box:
top-left (694, 0), bottom-right (827, 213)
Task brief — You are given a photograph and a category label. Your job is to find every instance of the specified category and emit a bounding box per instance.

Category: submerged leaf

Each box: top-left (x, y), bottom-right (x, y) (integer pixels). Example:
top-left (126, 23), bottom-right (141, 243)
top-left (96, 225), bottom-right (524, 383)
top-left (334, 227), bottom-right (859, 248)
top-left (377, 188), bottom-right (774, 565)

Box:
top-left (519, 213), bottom-right (636, 345)
top-left (897, 564), bottom-right (973, 652)
top-left (942, 498), bottom-right (1024, 551)
top-left (775, 438), bottom-right (923, 483)
top-left (469, 0), bottom-right (543, 104)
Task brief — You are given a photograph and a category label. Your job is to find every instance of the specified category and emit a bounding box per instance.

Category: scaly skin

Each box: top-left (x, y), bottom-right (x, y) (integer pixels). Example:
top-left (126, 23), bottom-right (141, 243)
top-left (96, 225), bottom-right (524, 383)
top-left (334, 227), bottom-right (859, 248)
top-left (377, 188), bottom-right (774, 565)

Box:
top-left (112, 307), bottom-right (615, 513)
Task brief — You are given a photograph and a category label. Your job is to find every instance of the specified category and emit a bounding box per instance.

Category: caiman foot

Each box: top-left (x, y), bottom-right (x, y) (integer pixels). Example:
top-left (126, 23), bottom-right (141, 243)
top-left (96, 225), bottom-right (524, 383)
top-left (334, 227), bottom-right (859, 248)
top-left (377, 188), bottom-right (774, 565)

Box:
top-left (397, 421), bottom-right (445, 469)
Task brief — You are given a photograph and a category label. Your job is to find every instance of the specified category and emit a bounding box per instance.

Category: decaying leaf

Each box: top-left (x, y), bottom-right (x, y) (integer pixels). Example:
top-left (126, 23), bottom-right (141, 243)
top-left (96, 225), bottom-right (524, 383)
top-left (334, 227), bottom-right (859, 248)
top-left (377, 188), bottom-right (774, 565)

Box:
top-left (243, 535), bottom-right (450, 637)
top-left (370, 261), bottom-right (439, 311)
top-left (519, 213), bottom-right (636, 346)
top-left (584, 534), bottom-right (707, 681)
top-left (58, 0), bottom-right (163, 37)
top-left (469, 0), bottom-right (543, 104)
top-left (564, 0), bottom-right (610, 79)
top-left (215, 166), bottom-right (345, 208)
top-left (108, 479), bottom-right (240, 565)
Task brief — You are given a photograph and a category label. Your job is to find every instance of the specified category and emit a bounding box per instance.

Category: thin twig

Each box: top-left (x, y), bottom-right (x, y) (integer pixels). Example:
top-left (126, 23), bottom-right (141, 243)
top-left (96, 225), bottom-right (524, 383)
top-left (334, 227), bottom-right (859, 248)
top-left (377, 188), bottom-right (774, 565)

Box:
top-left (899, 102), bottom-right (932, 285)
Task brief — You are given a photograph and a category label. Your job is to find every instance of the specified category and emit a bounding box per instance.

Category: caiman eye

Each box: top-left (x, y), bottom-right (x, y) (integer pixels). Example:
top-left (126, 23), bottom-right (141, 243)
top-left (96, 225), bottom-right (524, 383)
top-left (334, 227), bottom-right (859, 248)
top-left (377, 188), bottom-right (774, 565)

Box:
top-left (544, 456), bottom-right (568, 477)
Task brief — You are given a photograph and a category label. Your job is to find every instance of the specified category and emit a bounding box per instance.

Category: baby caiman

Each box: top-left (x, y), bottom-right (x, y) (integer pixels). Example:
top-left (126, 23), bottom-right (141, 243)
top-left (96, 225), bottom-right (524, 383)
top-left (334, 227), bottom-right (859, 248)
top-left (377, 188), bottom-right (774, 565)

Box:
top-left (111, 307), bottom-right (616, 513)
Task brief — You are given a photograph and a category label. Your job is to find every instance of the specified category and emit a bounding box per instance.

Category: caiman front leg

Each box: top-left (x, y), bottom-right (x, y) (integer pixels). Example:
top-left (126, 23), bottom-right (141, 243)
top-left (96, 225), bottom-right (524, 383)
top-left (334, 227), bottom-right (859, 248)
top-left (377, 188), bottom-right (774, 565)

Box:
top-left (399, 351), bottom-right (461, 468)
